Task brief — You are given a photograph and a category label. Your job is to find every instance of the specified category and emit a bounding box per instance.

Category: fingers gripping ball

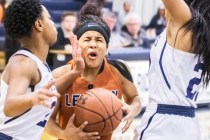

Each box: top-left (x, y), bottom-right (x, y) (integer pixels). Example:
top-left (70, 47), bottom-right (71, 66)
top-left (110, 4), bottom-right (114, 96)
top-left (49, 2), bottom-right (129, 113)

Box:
top-left (74, 88), bottom-right (123, 136)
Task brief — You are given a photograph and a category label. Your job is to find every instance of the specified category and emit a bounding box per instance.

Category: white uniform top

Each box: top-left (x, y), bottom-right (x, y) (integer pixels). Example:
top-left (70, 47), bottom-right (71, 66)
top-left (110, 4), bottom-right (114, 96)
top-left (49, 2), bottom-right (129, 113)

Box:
top-left (148, 30), bottom-right (204, 108)
top-left (0, 50), bottom-right (57, 140)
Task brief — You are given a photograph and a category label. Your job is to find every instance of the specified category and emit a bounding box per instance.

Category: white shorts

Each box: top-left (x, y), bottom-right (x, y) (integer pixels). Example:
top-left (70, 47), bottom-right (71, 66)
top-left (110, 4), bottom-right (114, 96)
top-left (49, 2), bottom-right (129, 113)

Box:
top-left (133, 103), bottom-right (201, 140)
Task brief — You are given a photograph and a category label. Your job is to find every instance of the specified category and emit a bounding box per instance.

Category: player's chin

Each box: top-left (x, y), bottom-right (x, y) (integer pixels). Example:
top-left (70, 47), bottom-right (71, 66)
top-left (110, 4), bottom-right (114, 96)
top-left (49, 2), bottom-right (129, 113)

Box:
top-left (49, 38), bottom-right (57, 47)
top-left (86, 60), bottom-right (101, 68)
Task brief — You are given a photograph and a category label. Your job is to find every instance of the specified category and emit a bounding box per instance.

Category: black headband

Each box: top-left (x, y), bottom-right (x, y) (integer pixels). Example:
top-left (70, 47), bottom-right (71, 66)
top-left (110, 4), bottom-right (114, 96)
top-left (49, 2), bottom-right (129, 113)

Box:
top-left (74, 22), bottom-right (110, 44)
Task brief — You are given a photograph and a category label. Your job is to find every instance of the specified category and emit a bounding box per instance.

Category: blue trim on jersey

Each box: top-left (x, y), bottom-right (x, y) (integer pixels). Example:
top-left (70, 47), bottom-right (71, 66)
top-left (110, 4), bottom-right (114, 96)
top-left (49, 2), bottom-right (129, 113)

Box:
top-left (4, 108), bottom-right (31, 124)
top-left (157, 104), bottom-right (195, 117)
top-left (139, 112), bottom-right (157, 140)
top-left (0, 132), bottom-right (12, 140)
top-left (139, 104), bottom-right (195, 140)
top-left (43, 63), bottom-right (51, 72)
top-left (159, 41), bottom-right (171, 89)
top-left (36, 113), bottom-right (50, 128)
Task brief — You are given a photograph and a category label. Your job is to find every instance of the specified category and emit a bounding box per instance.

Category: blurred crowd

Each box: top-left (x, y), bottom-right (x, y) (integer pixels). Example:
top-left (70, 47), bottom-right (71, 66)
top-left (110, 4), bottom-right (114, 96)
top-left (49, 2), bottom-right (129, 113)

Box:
top-left (0, 0), bottom-right (166, 67)
top-left (49, 0), bottom-right (166, 50)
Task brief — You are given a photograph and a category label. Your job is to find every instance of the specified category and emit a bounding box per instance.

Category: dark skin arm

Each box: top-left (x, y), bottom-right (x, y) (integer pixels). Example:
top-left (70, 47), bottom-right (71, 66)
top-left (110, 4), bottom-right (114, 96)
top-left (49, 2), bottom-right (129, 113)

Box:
top-left (53, 34), bottom-right (85, 94)
top-left (3, 55), bottom-right (60, 117)
top-left (111, 64), bottom-right (141, 133)
top-left (162, 0), bottom-right (193, 52)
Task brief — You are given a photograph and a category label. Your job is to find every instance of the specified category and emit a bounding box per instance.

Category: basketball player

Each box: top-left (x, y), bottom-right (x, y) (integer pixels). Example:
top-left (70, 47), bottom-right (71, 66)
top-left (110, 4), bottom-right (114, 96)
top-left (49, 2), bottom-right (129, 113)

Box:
top-left (44, 0), bottom-right (142, 139)
top-left (0, 0), bottom-right (86, 139)
top-left (134, 0), bottom-right (210, 140)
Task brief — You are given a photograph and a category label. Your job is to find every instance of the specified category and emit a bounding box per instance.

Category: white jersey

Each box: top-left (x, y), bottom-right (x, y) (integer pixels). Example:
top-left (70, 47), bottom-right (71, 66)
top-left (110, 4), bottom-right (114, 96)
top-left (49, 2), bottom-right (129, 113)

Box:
top-left (0, 50), bottom-right (57, 140)
top-left (133, 30), bottom-right (202, 140)
top-left (148, 29), bottom-right (203, 108)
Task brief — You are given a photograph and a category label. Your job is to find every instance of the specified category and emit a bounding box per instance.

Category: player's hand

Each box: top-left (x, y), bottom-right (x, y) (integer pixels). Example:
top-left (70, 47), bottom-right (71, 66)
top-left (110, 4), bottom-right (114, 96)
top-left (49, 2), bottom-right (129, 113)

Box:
top-left (31, 80), bottom-right (60, 108)
top-left (70, 33), bottom-right (85, 75)
top-left (121, 101), bottom-right (136, 133)
top-left (63, 114), bottom-right (100, 140)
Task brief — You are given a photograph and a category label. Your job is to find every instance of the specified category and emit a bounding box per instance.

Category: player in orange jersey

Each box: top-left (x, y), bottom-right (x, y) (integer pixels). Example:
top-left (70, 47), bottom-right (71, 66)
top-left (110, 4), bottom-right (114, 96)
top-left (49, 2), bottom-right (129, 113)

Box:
top-left (44, 0), bottom-right (142, 140)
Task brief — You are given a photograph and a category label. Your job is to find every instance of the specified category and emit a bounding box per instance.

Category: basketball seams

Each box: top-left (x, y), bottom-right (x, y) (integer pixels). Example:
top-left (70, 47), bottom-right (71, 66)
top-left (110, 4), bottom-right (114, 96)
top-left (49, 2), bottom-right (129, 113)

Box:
top-left (75, 103), bottom-right (106, 133)
top-left (74, 89), bottom-right (122, 136)
top-left (87, 89), bottom-right (119, 131)
top-left (86, 90), bottom-right (111, 118)
top-left (75, 104), bottom-right (105, 124)
top-left (75, 103), bottom-right (122, 134)
top-left (85, 90), bottom-right (110, 132)
top-left (88, 90), bottom-right (122, 131)
top-left (75, 103), bottom-right (122, 123)
top-left (111, 95), bottom-right (122, 122)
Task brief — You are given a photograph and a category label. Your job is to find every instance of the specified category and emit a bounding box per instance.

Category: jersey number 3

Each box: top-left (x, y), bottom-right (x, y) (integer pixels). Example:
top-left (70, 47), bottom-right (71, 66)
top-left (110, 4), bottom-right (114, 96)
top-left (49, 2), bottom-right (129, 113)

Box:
top-left (186, 63), bottom-right (204, 101)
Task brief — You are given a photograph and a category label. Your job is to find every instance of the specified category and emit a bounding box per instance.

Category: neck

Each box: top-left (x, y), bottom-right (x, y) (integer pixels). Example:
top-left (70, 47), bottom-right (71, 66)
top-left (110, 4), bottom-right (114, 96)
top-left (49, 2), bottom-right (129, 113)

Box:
top-left (20, 38), bottom-right (49, 62)
top-left (81, 61), bottom-right (104, 82)
top-left (81, 67), bottom-right (100, 82)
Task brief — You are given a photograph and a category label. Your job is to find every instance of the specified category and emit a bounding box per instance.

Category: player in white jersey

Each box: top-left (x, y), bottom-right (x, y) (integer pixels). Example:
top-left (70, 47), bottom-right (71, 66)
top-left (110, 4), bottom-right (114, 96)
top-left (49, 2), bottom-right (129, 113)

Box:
top-left (0, 50), bottom-right (59, 140)
top-left (134, 0), bottom-right (210, 140)
top-left (0, 0), bottom-right (86, 139)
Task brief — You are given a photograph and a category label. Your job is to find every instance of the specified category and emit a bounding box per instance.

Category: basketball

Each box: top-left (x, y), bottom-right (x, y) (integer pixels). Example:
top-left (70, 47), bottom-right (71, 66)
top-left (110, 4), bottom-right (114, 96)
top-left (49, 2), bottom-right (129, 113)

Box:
top-left (74, 88), bottom-right (123, 136)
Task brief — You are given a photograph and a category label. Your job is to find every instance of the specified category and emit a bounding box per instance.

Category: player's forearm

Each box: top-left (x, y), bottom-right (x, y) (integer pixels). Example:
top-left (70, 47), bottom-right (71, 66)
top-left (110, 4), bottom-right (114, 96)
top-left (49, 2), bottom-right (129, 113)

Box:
top-left (129, 95), bottom-right (142, 117)
top-left (3, 94), bottom-right (33, 117)
top-left (45, 118), bottom-right (66, 139)
top-left (55, 69), bottom-right (80, 94)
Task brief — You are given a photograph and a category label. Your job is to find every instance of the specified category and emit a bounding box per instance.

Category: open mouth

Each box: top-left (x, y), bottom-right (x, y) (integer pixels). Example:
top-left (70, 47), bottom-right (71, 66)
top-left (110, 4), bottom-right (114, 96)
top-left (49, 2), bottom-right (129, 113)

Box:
top-left (88, 51), bottom-right (98, 60)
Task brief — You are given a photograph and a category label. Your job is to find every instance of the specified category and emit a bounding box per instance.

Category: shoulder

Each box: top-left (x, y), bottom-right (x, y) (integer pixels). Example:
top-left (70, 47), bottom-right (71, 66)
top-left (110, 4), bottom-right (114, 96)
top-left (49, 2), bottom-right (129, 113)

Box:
top-left (107, 59), bottom-right (133, 83)
top-left (3, 55), bottom-right (39, 84)
top-left (9, 55), bottom-right (38, 71)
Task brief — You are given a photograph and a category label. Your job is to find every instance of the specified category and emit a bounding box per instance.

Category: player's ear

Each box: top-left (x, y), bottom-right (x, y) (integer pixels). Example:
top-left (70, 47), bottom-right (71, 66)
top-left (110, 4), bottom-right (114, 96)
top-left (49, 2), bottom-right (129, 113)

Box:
top-left (34, 19), bottom-right (43, 32)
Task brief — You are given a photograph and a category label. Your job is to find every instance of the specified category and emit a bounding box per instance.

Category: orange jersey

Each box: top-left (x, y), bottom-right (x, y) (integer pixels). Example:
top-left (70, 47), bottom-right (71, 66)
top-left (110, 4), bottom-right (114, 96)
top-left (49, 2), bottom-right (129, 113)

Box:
top-left (58, 59), bottom-right (123, 139)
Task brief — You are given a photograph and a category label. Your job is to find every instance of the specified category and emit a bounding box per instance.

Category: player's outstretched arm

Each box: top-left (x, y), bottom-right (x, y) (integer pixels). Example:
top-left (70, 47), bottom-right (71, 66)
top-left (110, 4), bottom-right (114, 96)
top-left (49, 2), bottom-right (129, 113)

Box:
top-left (53, 34), bottom-right (85, 94)
top-left (162, 0), bottom-right (191, 26)
top-left (112, 63), bottom-right (141, 133)
top-left (3, 57), bottom-right (60, 117)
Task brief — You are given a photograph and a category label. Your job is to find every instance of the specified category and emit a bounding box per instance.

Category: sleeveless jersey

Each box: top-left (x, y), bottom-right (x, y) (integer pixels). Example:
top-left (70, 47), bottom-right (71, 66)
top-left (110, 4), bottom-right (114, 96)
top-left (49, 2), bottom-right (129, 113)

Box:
top-left (58, 59), bottom-right (123, 130)
top-left (149, 29), bottom-right (204, 108)
top-left (0, 50), bottom-right (57, 140)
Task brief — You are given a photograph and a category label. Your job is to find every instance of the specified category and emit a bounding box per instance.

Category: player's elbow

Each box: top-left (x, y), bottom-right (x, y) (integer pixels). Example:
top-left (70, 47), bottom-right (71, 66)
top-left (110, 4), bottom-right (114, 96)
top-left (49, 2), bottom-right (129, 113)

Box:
top-left (3, 100), bottom-right (19, 117)
top-left (3, 105), bottom-right (14, 117)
